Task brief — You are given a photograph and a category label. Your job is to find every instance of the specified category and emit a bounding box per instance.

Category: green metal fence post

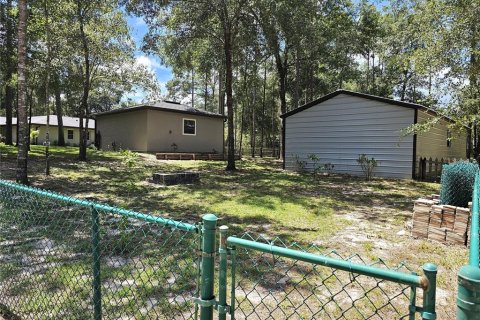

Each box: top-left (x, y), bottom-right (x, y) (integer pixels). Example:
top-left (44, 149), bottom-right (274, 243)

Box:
top-left (421, 263), bottom-right (437, 320)
top-left (230, 246), bottom-right (236, 320)
top-left (456, 172), bottom-right (480, 319)
top-left (200, 214), bottom-right (218, 320)
top-left (457, 265), bottom-right (480, 319)
top-left (218, 225), bottom-right (229, 320)
top-left (91, 206), bottom-right (102, 320)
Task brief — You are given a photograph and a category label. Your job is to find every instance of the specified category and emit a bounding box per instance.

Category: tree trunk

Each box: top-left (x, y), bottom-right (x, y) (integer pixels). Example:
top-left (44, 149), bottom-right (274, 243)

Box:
top-left (251, 58), bottom-right (257, 158)
top-left (4, 0), bottom-right (14, 145)
top-left (191, 68), bottom-right (195, 108)
top-left (204, 70), bottom-right (208, 110)
top-left (400, 70), bottom-right (409, 101)
top-left (260, 60), bottom-right (267, 158)
top-left (44, 0), bottom-right (51, 175)
top-left (27, 89), bottom-right (32, 150)
top-left (225, 30), bottom-right (236, 170)
top-left (371, 53), bottom-right (375, 92)
top-left (218, 68), bottom-right (225, 115)
top-left (239, 101), bottom-right (244, 156)
top-left (274, 52), bottom-right (287, 160)
top-left (16, 0), bottom-right (28, 184)
top-left (55, 75), bottom-right (65, 146)
top-left (294, 49), bottom-right (300, 109)
top-left (467, 125), bottom-right (472, 159)
top-left (77, 2), bottom-right (89, 161)
top-left (366, 50), bottom-right (370, 91)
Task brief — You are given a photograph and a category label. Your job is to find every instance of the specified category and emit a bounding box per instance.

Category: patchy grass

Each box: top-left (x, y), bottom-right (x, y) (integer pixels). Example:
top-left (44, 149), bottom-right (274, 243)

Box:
top-left (0, 146), bottom-right (465, 318)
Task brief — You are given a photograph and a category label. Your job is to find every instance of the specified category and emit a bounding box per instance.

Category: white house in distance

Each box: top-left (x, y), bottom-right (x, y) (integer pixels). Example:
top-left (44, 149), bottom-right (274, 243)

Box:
top-left (281, 90), bottom-right (467, 179)
top-left (0, 116), bottom-right (96, 146)
top-left (94, 101), bottom-right (225, 153)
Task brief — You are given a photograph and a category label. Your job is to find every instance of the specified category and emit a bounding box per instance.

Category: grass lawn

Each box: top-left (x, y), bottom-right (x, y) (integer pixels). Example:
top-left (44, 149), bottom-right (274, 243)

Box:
top-left (0, 145), bottom-right (465, 318)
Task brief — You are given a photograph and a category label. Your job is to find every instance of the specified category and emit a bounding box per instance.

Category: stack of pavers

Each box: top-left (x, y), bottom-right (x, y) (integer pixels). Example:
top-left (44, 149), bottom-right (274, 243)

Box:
top-left (412, 198), bottom-right (436, 239)
top-left (412, 195), bottom-right (471, 245)
top-left (428, 204), bottom-right (445, 242)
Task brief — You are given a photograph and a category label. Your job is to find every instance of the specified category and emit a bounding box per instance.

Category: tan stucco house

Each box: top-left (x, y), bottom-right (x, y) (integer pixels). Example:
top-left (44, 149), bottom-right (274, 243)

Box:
top-left (281, 90), bottom-right (467, 179)
top-left (94, 101), bottom-right (225, 153)
top-left (0, 116), bottom-right (95, 146)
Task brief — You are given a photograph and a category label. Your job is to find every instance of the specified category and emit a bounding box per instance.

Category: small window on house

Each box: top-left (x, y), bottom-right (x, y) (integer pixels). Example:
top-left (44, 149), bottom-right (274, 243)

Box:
top-left (447, 129), bottom-right (452, 148)
top-left (183, 119), bottom-right (196, 135)
top-left (67, 130), bottom-right (74, 140)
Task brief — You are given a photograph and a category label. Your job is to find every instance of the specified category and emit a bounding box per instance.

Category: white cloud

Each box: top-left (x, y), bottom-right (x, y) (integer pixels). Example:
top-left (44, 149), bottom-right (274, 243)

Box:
top-left (135, 55), bottom-right (161, 71)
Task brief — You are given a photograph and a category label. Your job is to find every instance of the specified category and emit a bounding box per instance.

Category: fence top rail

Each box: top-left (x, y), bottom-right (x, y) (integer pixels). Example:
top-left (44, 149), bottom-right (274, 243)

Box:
top-left (227, 236), bottom-right (428, 289)
top-left (0, 179), bottom-right (198, 233)
top-left (470, 173), bottom-right (480, 267)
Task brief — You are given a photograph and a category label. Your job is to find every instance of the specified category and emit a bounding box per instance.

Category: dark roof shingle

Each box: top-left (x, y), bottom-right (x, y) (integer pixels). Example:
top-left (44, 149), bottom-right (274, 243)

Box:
top-left (93, 101), bottom-right (225, 119)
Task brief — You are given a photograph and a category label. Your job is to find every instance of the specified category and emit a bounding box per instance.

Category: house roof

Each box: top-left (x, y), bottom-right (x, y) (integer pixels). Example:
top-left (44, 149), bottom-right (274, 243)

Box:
top-left (280, 89), bottom-right (440, 119)
top-left (93, 100), bottom-right (225, 119)
top-left (0, 116), bottom-right (95, 129)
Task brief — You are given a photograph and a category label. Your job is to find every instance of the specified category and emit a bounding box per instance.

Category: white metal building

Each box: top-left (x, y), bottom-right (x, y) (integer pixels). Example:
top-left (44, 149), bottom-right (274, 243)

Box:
top-left (281, 90), bottom-right (467, 179)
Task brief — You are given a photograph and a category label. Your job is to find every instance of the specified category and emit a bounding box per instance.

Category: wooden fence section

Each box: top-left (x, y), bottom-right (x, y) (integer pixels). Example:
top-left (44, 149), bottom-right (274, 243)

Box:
top-left (415, 157), bottom-right (463, 182)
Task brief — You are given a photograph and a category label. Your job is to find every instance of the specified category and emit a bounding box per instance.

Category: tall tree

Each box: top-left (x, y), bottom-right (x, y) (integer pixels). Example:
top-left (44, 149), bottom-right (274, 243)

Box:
top-left (124, 0), bottom-right (247, 170)
top-left (1, 0), bottom-right (15, 145)
top-left (16, 0), bottom-right (28, 184)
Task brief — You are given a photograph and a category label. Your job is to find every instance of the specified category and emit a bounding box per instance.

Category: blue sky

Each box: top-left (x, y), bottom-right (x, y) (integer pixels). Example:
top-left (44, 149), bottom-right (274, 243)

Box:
top-left (126, 15), bottom-right (173, 101)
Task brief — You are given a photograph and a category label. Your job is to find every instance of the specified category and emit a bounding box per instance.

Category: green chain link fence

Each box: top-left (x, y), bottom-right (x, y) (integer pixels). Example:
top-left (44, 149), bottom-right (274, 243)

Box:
top-left (0, 180), bottom-right (201, 319)
top-left (224, 233), bottom-right (436, 320)
top-left (456, 172), bottom-right (480, 319)
top-left (439, 161), bottom-right (479, 208)
top-left (0, 179), bottom-right (440, 320)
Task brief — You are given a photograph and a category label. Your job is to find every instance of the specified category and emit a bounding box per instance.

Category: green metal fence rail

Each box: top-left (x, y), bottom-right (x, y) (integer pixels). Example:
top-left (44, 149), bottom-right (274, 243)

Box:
top-left (222, 233), bottom-right (436, 320)
top-left (0, 179), bottom-right (201, 319)
top-left (457, 172), bottom-right (480, 319)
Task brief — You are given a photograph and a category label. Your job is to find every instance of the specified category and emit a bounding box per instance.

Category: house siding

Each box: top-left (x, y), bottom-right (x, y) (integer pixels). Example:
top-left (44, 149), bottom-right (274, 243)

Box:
top-left (4, 125), bottom-right (95, 146)
top-left (95, 108), bottom-right (224, 153)
top-left (146, 109), bottom-right (224, 153)
top-left (96, 110), bottom-right (148, 151)
top-left (285, 94), bottom-right (415, 179)
top-left (416, 111), bottom-right (467, 160)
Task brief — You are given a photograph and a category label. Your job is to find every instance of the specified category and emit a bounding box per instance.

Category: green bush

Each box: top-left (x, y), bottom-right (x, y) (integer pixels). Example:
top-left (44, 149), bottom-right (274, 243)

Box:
top-left (440, 161), bottom-right (479, 207)
top-left (357, 154), bottom-right (379, 181)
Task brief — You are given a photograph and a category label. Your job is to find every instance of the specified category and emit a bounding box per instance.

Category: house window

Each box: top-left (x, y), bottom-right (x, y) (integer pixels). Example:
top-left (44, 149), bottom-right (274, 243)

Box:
top-left (67, 130), bottom-right (74, 140)
top-left (183, 119), bottom-right (196, 135)
top-left (447, 129), bottom-right (452, 148)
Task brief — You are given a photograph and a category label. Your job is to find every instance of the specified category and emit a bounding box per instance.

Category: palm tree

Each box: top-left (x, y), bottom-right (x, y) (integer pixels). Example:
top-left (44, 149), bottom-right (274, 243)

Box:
top-left (16, 0), bottom-right (28, 184)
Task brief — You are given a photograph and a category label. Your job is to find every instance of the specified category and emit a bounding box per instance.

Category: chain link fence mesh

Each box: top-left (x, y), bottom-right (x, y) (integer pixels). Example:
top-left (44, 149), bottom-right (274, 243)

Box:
top-left (0, 181), bottom-right (200, 320)
top-left (0, 179), bottom-right (449, 320)
top-left (439, 161), bottom-right (479, 208)
top-left (228, 233), bottom-right (426, 320)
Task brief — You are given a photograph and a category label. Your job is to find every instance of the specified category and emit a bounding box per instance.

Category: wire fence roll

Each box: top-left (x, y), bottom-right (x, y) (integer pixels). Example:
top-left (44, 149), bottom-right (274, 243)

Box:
top-left (0, 180), bottom-right (200, 320)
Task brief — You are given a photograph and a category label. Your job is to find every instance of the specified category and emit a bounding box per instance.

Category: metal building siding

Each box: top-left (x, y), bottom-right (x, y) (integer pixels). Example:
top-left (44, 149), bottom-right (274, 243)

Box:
top-left (416, 110), bottom-right (467, 160)
top-left (285, 94), bottom-right (415, 179)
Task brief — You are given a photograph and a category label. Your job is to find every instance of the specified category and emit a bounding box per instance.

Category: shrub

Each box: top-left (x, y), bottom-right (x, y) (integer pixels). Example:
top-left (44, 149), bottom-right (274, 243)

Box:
top-left (30, 129), bottom-right (39, 142)
top-left (307, 154), bottom-right (335, 178)
top-left (293, 154), bottom-right (307, 172)
top-left (440, 161), bottom-right (479, 207)
top-left (121, 149), bottom-right (139, 168)
top-left (357, 154), bottom-right (379, 181)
